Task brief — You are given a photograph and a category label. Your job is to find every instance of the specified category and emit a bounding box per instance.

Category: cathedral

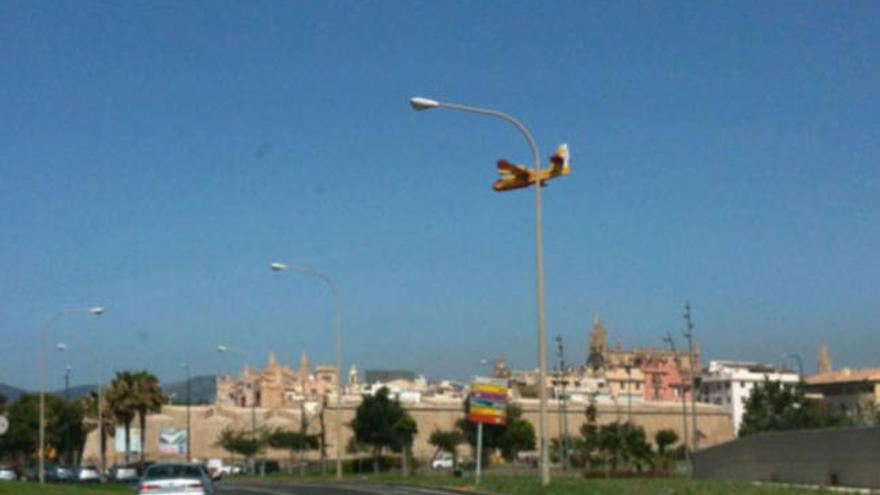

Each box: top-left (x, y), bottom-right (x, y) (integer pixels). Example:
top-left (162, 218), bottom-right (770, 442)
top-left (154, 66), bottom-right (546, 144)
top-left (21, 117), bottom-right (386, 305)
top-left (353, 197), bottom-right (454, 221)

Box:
top-left (215, 351), bottom-right (341, 408)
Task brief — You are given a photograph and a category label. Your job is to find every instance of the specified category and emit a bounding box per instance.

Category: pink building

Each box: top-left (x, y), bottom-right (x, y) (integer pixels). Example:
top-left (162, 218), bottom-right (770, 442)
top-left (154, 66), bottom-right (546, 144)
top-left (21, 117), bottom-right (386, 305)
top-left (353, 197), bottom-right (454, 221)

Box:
top-left (639, 354), bottom-right (693, 402)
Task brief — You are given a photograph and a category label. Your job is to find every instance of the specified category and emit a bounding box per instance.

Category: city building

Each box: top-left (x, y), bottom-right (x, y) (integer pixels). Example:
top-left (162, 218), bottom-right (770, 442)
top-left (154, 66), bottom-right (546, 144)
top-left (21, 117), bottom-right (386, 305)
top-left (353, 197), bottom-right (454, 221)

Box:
top-left (698, 360), bottom-right (799, 435)
top-left (805, 345), bottom-right (880, 416)
top-left (215, 351), bottom-right (339, 408)
top-left (501, 314), bottom-right (699, 403)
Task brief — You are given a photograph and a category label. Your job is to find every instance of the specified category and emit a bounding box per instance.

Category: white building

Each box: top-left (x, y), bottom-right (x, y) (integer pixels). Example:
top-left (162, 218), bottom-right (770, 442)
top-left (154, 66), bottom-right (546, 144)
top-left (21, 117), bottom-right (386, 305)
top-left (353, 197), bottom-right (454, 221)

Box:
top-left (698, 360), bottom-right (800, 436)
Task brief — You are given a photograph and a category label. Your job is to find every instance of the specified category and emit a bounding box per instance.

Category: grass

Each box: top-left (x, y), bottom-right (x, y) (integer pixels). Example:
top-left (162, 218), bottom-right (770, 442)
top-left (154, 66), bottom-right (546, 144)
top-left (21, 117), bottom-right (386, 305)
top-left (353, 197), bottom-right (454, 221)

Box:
top-left (360, 473), bottom-right (840, 495)
top-left (0, 481), bottom-right (130, 495)
top-left (236, 471), bottom-right (840, 495)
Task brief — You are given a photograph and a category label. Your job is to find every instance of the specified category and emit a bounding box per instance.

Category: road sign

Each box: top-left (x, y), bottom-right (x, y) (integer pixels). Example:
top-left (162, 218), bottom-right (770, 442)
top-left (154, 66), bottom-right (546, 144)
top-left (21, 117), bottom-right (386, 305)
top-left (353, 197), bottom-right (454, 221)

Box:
top-left (0, 414), bottom-right (7, 436)
top-left (468, 376), bottom-right (508, 426)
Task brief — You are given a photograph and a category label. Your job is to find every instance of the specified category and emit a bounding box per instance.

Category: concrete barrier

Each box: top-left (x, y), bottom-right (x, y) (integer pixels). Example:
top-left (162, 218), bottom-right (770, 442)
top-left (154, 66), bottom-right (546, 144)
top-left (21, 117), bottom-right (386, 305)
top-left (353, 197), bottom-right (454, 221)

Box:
top-left (694, 426), bottom-right (880, 489)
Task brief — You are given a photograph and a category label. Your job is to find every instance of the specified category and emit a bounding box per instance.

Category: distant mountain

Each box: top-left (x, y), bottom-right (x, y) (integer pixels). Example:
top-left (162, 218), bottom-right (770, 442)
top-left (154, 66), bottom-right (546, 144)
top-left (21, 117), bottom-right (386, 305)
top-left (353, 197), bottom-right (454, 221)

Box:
top-left (0, 376), bottom-right (216, 406)
top-left (163, 375), bottom-right (216, 405)
top-left (0, 383), bottom-right (97, 403)
top-left (0, 383), bottom-right (25, 403)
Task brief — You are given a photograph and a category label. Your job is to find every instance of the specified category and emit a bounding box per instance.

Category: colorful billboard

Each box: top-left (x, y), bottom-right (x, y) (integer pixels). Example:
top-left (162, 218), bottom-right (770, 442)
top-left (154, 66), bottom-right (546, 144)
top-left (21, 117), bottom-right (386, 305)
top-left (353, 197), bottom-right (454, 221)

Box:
top-left (468, 376), bottom-right (508, 425)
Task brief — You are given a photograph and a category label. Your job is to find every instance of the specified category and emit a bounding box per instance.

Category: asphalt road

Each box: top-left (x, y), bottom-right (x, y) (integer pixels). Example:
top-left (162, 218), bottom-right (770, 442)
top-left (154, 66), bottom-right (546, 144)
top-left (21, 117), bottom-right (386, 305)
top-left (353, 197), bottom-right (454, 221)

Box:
top-left (218, 482), bottom-right (464, 495)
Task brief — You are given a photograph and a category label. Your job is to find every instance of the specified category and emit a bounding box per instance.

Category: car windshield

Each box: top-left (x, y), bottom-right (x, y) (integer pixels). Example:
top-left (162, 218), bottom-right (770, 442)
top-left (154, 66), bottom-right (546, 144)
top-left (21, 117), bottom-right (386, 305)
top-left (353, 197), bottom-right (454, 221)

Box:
top-left (144, 465), bottom-right (202, 480)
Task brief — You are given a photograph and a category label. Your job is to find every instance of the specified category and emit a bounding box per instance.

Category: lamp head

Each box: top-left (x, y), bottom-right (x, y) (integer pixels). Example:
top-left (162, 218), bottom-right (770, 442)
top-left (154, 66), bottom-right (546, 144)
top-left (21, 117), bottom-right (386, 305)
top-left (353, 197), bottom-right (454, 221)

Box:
top-left (409, 97), bottom-right (439, 111)
top-left (270, 262), bottom-right (288, 272)
top-left (217, 345), bottom-right (228, 353)
top-left (89, 307), bottom-right (104, 316)
top-left (56, 343), bottom-right (68, 352)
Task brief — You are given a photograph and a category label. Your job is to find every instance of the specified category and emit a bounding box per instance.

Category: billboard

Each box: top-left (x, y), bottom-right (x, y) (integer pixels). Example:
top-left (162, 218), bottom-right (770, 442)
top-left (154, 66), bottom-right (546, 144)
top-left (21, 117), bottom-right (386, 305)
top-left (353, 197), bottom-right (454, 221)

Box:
top-left (467, 376), bottom-right (508, 425)
top-left (158, 427), bottom-right (187, 454)
top-left (114, 427), bottom-right (141, 453)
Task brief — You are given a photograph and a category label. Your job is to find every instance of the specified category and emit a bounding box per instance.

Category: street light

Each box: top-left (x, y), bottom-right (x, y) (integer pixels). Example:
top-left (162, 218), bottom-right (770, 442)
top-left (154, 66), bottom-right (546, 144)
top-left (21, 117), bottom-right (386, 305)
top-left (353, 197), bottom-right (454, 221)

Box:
top-left (409, 96), bottom-right (552, 485)
top-left (782, 353), bottom-right (804, 380)
top-left (180, 363), bottom-right (191, 462)
top-left (216, 345), bottom-right (258, 437)
top-left (37, 306), bottom-right (103, 484)
top-left (270, 261), bottom-right (343, 480)
top-left (56, 342), bottom-right (106, 479)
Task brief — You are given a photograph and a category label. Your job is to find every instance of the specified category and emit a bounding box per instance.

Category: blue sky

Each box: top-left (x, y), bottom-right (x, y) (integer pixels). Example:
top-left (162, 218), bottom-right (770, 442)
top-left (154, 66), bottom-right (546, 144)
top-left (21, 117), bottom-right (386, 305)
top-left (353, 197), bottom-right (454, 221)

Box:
top-left (1, 1), bottom-right (877, 390)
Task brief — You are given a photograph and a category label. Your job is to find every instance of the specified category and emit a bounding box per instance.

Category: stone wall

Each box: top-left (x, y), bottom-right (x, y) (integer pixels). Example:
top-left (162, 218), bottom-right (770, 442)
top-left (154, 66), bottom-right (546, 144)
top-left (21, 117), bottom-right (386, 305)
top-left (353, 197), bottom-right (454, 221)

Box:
top-left (83, 398), bottom-right (733, 465)
top-left (694, 426), bottom-right (880, 488)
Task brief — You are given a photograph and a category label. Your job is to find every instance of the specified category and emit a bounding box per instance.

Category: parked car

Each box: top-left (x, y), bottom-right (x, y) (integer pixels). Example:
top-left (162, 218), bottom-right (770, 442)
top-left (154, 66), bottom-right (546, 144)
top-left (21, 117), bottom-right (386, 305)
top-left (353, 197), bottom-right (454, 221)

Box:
top-left (136, 463), bottom-right (214, 495)
top-left (109, 464), bottom-right (139, 483)
top-left (431, 453), bottom-right (454, 469)
top-left (0, 465), bottom-right (17, 481)
top-left (75, 465), bottom-right (100, 482)
top-left (47, 465), bottom-right (76, 482)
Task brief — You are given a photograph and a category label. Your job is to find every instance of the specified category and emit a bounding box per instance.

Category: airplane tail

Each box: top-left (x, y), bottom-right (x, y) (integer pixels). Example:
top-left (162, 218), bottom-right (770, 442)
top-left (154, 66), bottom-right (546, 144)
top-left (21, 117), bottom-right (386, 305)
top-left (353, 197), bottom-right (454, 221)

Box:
top-left (548, 143), bottom-right (570, 175)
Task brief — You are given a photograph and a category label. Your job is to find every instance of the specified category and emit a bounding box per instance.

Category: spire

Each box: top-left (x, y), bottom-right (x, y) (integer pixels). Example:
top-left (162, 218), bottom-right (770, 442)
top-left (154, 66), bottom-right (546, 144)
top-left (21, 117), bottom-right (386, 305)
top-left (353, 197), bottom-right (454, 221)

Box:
top-left (818, 343), bottom-right (832, 374)
top-left (299, 351), bottom-right (309, 379)
top-left (267, 351), bottom-right (277, 370)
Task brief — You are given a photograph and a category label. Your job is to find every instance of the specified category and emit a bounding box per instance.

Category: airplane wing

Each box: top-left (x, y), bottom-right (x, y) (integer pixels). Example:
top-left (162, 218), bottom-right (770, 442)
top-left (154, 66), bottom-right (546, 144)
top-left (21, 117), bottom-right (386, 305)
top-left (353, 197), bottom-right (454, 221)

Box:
top-left (496, 159), bottom-right (530, 179)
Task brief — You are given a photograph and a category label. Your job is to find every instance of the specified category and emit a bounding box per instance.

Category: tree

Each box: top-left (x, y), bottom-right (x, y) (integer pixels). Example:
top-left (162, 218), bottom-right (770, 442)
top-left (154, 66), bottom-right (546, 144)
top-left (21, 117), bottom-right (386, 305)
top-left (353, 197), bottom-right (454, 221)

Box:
top-left (267, 429), bottom-right (318, 476)
top-left (428, 429), bottom-right (465, 470)
top-left (349, 387), bottom-right (413, 473)
top-left (391, 414), bottom-right (418, 476)
top-left (131, 371), bottom-right (166, 465)
top-left (739, 379), bottom-right (849, 436)
top-left (594, 421), bottom-right (652, 473)
top-left (107, 371), bottom-right (138, 464)
top-left (654, 429), bottom-right (679, 472)
top-left (1, 393), bottom-right (73, 464)
top-left (55, 399), bottom-right (87, 465)
top-left (654, 429), bottom-right (678, 456)
top-left (620, 423), bottom-right (652, 471)
top-left (501, 417), bottom-right (535, 462)
top-left (81, 389), bottom-right (114, 469)
top-left (579, 400), bottom-right (600, 470)
top-left (217, 428), bottom-right (265, 467)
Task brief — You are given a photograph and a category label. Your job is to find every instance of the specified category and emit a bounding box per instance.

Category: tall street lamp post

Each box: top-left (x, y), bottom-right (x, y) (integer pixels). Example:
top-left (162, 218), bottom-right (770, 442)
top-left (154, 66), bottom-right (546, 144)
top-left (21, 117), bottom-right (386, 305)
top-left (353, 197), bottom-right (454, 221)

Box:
top-left (782, 353), bottom-right (804, 380)
top-left (270, 262), bottom-right (343, 480)
top-left (37, 306), bottom-right (103, 484)
top-left (57, 342), bottom-right (106, 478)
top-left (410, 96), bottom-right (551, 485)
top-left (181, 363), bottom-right (192, 462)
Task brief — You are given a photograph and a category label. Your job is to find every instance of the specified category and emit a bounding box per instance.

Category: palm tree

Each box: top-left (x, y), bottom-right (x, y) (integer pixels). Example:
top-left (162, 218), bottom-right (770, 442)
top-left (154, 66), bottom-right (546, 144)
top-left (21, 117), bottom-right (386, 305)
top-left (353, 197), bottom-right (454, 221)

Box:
top-left (81, 389), bottom-right (114, 469)
top-left (107, 371), bottom-right (138, 464)
top-left (131, 371), bottom-right (166, 465)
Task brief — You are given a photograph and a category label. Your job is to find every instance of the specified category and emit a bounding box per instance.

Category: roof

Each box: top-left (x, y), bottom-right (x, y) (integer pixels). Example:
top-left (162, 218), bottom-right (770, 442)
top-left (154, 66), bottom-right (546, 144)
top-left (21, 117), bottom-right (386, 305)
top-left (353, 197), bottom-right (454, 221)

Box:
top-left (805, 368), bottom-right (880, 385)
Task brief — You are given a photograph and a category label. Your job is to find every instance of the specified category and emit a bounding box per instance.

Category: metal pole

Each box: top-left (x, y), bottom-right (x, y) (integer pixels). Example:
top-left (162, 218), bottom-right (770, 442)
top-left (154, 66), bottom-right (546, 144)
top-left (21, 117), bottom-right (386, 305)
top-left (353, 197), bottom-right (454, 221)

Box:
top-left (683, 302), bottom-right (699, 452)
top-left (271, 264), bottom-right (344, 479)
top-left (423, 100), bottom-right (550, 486)
top-left (476, 422), bottom-right (483, 485)
top-left (184, 363), bottom-right (191, 462)
top-left (37, 308), bottom-right (102, 484)
top-left (625, 364), bottom-right (632, 422)
top-left (556, 336), bottom-right (569, 471)
top-left (664, 333), bottom-right (690, 471)
top-left (97, 375), bottom-right (104, 480)
top-left (334, 289), bottom-right (343, 480)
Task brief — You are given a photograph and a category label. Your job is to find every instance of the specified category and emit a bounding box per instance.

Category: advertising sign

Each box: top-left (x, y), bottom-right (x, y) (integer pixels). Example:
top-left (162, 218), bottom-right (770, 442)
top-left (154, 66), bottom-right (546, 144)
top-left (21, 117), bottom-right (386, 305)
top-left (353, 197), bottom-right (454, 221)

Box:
top-left (114, 426), bottom-right (142, 453)
top-left (158, 427), bottom-right (187, 454)
top-left (467, 376), bottom-right (508, 425)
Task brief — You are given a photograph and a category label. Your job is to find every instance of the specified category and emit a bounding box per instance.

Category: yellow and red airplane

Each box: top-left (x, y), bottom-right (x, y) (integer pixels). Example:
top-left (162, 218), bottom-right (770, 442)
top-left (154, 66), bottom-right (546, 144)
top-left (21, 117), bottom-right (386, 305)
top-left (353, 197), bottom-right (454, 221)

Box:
top-left (493, 143), bottom-right (570, 192)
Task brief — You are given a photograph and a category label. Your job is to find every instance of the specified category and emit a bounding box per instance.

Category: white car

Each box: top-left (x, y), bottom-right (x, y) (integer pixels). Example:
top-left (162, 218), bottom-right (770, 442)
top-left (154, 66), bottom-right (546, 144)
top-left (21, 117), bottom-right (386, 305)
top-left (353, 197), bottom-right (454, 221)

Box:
top-left (137, 463), bottom-right (215, 495)
top-left (0, 466), bottom-right (17, 481)
top-left (431, 454), bottom-right (454, 469)
top-left (75, 466), bottom-right (101, 482)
